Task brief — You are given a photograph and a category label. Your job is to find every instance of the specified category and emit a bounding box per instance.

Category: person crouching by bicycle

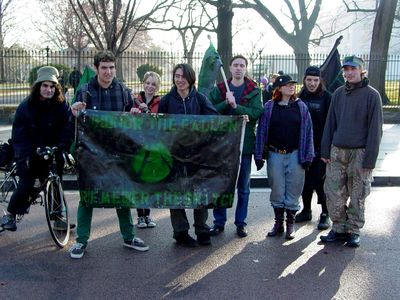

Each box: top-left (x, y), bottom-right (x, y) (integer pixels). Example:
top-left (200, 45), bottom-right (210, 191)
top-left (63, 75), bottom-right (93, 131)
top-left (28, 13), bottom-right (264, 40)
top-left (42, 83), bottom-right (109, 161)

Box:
top-left (1, 66), bottom-right (73, 232)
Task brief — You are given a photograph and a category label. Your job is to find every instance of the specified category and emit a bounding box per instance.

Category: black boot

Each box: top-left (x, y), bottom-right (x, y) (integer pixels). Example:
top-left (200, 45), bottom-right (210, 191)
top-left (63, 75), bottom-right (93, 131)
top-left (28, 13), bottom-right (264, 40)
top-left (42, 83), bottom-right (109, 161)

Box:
top-left (267, 208), bottom-right (285, 237)
top-left (285, 210), bottom-right (297, 240)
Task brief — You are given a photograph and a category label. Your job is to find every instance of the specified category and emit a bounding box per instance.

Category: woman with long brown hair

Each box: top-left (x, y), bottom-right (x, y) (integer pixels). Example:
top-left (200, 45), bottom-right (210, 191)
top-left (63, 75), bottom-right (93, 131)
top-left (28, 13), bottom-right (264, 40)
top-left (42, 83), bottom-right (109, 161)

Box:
top-left (1, 66), bottom-right (73, 231)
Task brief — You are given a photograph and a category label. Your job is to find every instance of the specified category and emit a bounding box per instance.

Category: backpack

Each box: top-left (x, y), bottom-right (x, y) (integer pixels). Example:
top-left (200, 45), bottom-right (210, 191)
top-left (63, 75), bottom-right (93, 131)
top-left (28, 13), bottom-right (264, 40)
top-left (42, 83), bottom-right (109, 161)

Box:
top-left (0, 139), bottom-right (13, 168)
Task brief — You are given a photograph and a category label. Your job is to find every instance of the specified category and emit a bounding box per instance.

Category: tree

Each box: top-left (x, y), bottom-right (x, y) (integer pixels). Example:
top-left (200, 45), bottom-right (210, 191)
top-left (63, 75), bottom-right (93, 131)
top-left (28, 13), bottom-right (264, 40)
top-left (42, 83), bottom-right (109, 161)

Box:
top-left (0, 0), bottom-right (15, 81)
top-left (369, 0), bottom-right (398, 105)
top-left (38, 0), bottom-right (91, 71)
top-left (68, 0), bottom-right (170, 57)
top-left (343, 0), bottom-right (399, 104)
top-left (236, 0), bottom-right (322, 79)
top-left (147, 1), bottom-right (217, 65)
top-left (200, 0), bottom-right (234, 76)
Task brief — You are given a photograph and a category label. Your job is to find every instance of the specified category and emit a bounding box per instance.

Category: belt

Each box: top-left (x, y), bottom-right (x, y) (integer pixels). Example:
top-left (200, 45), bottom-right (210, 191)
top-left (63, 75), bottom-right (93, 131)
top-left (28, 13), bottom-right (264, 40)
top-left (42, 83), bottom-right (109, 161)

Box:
top-left (268, 145), bottom-right (295, 154)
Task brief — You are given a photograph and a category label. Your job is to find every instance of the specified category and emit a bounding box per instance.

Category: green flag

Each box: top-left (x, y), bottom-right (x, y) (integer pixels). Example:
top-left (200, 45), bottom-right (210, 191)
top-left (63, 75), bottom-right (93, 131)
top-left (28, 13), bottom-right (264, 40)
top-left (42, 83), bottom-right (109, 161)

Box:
top-left (72, 65), bottom-right (96, 101)
top-left (198, 41), bottom-right (222, 97)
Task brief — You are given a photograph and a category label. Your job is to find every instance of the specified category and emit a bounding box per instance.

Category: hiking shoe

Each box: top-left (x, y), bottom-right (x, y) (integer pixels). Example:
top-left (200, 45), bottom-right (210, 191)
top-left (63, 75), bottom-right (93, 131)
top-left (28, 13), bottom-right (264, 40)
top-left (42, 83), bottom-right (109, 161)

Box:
top-left (346, 233), bottom-right (361, 248)
top-left (145, 216), bottom-right (156, 228)
top-left (320, 230), bottom-right (348, 242)
top-left (197, 233), bottom-right (211, 246)
top-left (1, 214), bottom-right (17, 231)
top-left (174, 233), bottom-right (197, 248)
top-left (236, 225), bottom-right (248, 238)
top-left (209, 225), bottom-right (224, 236)
top-left (295, 210), bottom-right (312, 223)
top-left (317, 213), bottom-right (331, 230)
top-left (69, 243), bottom-right (86, 259)
top-left (123, 237), bottom-right (149, 251)
top-left (137, 217), bottom-right (147, 229)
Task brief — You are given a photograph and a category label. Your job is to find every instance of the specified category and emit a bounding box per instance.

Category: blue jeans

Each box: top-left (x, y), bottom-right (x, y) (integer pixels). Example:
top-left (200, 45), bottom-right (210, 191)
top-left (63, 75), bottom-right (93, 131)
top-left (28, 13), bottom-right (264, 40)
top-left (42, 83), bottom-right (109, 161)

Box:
top-left (213, 154), bottom-right (252, 227)
top-left (267, 151), bottom-right (304, 211)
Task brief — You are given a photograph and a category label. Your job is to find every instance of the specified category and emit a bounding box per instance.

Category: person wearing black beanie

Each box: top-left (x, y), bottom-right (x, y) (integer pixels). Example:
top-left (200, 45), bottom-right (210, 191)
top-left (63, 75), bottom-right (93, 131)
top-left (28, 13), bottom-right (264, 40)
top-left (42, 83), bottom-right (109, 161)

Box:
top-left (296, 66), bottom-right (332, 230)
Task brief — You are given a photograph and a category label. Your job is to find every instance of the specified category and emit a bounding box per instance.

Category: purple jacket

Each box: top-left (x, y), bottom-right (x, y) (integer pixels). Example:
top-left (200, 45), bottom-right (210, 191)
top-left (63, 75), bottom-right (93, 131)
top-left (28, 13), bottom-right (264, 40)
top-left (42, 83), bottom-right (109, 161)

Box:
top-left (255, 99), bottom-right (315, 164)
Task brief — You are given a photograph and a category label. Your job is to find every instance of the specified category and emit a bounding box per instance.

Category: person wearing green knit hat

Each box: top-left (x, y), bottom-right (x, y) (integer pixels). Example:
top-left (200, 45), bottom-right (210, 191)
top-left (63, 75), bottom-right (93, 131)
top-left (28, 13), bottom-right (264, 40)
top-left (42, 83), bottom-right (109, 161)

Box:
top-left (1, 65), bottom-right (73, 233)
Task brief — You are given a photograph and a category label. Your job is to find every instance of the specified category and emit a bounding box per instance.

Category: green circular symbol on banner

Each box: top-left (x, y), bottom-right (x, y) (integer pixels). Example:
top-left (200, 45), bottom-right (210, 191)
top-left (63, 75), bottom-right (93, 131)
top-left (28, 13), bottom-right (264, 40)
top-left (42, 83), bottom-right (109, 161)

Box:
top-left (131, 142), bottom-right (173, 183)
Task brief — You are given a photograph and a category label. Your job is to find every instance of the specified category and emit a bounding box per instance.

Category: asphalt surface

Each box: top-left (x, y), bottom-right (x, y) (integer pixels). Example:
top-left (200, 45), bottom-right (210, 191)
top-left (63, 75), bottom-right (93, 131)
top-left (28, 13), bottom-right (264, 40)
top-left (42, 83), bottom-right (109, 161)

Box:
top-left (1, 188), bottom-right (399, 299)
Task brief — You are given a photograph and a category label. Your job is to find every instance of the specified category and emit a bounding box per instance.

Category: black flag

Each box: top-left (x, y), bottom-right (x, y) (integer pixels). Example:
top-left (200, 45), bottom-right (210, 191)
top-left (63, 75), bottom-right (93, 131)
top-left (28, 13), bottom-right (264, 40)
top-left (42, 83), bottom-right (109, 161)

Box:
top-left (320, 36), bottom-right (345, 93)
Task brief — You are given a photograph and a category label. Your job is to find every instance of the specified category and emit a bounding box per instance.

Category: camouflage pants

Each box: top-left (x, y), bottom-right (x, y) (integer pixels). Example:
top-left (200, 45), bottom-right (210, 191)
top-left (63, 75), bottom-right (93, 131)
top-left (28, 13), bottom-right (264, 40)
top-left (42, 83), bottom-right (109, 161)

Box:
top-left (324, 146), bottom-right (373, 234)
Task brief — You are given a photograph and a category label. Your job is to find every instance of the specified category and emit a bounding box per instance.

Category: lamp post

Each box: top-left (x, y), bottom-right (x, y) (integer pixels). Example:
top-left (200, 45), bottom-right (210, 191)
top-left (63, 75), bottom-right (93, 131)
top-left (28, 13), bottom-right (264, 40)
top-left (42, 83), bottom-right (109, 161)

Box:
top-left (45, 46), bottom-right (50, 65)
top-left (258, 49), bottom-right (263, 85)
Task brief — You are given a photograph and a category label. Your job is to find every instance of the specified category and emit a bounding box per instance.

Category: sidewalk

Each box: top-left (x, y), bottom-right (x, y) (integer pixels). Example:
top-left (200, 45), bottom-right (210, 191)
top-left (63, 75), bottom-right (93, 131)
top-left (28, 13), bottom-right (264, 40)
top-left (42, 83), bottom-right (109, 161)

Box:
top-left (252, 124), bottom-right (400, 186)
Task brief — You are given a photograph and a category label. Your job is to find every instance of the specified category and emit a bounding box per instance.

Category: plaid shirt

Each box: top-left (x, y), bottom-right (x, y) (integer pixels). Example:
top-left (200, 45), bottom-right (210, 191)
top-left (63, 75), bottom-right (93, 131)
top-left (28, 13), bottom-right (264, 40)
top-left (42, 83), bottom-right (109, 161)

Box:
top-left (75, 76), bottom-right (133, 112)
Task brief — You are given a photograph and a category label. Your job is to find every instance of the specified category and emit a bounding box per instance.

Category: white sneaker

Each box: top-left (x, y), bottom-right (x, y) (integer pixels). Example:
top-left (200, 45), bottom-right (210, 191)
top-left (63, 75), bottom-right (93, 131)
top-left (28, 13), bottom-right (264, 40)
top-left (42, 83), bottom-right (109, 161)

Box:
top-left (123, 237), bottom-right (149, 252)
top-left (145, 216), bottom-right (156, 228)
top-left (69, 243), bottom-right (86, 259)
top-left (137, 217), bottom-right (147, 229)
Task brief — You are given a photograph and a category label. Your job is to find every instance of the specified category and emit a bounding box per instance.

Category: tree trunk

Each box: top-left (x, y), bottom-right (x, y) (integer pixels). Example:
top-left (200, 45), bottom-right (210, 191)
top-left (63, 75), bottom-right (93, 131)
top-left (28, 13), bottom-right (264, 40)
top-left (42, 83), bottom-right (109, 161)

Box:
top-left (292, 42), bottom-right (311, 81)
top-left (368, 0), bottom-right (398, 105)
top-left (217, 0), bottom-right (233, 77)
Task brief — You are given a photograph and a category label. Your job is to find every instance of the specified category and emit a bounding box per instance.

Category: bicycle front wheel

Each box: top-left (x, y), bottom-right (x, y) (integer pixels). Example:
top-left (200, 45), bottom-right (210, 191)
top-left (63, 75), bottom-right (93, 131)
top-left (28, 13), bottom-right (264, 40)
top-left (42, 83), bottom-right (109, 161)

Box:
top-left (44, 179), bottom-right (70, 247)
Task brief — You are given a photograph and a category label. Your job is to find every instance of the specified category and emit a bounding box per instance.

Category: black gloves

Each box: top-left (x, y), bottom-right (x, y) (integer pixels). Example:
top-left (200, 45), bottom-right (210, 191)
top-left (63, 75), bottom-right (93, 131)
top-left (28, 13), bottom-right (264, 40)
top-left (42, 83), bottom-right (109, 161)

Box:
top-left (255, 159), bottom-right (265, 171)
top-left (302, 161), bottom-right (311, 170)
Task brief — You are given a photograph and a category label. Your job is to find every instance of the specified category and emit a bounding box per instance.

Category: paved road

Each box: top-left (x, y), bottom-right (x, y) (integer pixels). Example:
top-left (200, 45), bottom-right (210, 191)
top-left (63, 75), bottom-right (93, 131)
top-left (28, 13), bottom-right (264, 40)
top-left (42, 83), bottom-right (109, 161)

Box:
top-left (1, 188), bottom-right (399, 299)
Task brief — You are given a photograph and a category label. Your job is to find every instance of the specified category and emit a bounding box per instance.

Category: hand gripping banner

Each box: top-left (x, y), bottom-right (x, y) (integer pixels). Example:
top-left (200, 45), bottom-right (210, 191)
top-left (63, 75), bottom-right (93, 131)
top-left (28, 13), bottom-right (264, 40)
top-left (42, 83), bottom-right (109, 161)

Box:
top-left (75, 110), bottom-right (245, 208)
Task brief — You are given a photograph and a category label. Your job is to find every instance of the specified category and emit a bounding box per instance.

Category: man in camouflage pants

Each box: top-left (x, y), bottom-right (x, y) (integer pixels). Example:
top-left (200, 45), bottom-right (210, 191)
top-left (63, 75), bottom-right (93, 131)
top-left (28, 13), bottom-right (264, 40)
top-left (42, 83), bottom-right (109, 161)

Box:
top-left (320, 55), bottom-right (383, 248)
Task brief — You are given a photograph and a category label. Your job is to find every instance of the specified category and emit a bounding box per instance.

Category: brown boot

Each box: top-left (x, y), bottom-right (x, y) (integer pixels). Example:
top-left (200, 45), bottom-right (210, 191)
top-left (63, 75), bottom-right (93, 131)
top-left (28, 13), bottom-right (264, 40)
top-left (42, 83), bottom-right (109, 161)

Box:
top-left (267, 208), bottom-right (285, 237)
top-left (285, 209), bottom-right (297, 240)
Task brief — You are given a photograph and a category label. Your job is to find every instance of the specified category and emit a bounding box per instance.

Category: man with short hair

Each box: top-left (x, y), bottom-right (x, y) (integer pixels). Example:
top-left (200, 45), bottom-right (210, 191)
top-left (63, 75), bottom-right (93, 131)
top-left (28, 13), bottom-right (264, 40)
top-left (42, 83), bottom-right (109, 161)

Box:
top-left (208, 55), bottom-right (263, 238)
top-left (296, 66), bottom-right (331, 230)
top-left (69, 50), bottom-right (147, 259)
top-left (320, 56), bottom-right (383, 248)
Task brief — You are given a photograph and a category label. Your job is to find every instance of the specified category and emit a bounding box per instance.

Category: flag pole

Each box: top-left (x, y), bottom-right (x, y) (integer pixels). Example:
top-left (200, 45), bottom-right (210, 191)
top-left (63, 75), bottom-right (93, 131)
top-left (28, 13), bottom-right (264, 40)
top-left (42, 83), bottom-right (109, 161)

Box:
top-left (207, 35), bottom-right (230, 93)
top-left (320, 35), bottom-right (343, 71)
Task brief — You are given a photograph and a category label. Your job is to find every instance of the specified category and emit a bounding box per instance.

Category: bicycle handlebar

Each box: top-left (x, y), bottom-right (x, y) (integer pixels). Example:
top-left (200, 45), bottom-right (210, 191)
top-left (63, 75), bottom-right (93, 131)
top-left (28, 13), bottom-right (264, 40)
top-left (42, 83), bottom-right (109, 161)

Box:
top-left (36, 146), bottom-right (58, 161)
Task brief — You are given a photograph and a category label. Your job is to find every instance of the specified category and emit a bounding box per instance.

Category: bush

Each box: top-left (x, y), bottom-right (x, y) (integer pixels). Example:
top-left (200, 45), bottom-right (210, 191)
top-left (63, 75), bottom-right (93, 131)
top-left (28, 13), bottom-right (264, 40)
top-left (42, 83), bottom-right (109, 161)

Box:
top-left (136, 63), bottom-right (163, 82)
top-left (28, 64), bottom-right (72, 86)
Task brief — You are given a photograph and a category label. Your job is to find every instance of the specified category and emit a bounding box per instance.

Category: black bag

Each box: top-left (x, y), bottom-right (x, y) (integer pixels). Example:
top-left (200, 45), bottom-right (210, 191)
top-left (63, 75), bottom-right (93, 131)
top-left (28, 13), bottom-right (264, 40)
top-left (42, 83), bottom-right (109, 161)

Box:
top-left (0, 139), bottom-right (13, 168)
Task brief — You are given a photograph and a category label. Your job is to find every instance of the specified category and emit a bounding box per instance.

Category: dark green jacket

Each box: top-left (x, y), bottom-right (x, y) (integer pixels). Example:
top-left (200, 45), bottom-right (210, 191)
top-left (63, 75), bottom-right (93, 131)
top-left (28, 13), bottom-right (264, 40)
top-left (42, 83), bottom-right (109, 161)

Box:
top-left (209, 77), bottom-right (263, 155)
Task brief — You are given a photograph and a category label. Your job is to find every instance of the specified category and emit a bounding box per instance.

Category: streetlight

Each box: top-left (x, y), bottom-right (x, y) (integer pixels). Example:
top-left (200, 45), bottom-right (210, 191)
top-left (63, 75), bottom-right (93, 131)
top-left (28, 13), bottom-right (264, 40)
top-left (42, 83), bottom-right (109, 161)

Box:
top-left (45, 46), bottom-right (50, 65)
top-left (258, 49), bottom-right (263, 85)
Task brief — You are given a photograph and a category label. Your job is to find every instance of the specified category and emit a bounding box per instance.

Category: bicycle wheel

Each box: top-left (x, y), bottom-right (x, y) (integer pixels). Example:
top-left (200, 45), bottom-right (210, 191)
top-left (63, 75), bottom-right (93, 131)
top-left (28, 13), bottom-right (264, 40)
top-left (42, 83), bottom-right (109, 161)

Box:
top-left (44, 179), bottom-right (70, 247)
top-left (0, 166), bottom-right (18, 204)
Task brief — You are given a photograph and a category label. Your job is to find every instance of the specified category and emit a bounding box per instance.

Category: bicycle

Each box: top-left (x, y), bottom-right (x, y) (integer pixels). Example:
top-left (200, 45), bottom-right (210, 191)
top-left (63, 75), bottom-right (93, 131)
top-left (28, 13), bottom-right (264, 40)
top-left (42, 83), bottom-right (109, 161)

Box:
top-left (0, 146), bottom-right (71, 247)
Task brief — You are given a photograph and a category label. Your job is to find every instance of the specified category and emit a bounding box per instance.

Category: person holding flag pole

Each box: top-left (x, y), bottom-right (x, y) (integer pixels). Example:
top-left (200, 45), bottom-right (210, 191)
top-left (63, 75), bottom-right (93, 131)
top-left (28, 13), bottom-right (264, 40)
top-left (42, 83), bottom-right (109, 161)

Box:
top-left (199, 40), bottom-right (263, 238)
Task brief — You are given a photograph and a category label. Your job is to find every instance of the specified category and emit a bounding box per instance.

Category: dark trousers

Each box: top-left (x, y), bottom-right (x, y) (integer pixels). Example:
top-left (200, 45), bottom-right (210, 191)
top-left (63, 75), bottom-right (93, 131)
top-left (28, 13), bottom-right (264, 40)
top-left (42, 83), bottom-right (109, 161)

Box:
top-left (170, 208), bottom-right (208, 237)
top-left (8, 157), bottom-right (63, 215)
top-left (136, 209), bottom-right (150, 217)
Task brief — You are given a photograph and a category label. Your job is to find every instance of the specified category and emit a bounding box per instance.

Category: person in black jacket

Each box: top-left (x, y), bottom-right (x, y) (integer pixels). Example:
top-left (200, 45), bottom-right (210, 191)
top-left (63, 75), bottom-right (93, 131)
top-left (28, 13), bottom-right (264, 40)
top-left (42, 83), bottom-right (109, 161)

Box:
top-left (158, 63), bottom-right (218, 247)
top-left (1, 66), bottom-right (73, 231)
top-left (296, 66), bottom-right (332, 230)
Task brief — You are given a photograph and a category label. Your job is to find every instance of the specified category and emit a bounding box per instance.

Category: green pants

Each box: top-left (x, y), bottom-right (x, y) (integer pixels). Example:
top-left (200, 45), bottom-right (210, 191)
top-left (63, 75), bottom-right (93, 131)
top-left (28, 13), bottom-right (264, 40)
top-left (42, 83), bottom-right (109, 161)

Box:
top-left (324, 146), bottom-right (373, 234)
top-left (76, 201), bottom-right (135, 246)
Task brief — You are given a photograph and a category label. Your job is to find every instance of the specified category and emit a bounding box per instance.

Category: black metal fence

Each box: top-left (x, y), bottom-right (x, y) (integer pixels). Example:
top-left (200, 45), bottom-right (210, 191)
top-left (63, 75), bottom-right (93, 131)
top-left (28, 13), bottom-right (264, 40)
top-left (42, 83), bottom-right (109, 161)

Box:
top-left (0, 49), bottom-right (399, 106)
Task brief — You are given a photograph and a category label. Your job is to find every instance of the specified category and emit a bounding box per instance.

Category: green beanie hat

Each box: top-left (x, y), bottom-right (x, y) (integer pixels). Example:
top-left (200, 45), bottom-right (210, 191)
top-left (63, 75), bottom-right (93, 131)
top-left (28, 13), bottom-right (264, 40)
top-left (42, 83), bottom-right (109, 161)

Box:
top-left (35, 66), bottom-right (59, 84)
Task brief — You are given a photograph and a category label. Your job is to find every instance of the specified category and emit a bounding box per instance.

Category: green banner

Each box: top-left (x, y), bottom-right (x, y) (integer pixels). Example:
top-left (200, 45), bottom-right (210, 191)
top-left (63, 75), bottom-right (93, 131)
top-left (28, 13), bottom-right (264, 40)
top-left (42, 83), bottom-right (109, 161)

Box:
top-left (76, 110), bottom-right (245, 208)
